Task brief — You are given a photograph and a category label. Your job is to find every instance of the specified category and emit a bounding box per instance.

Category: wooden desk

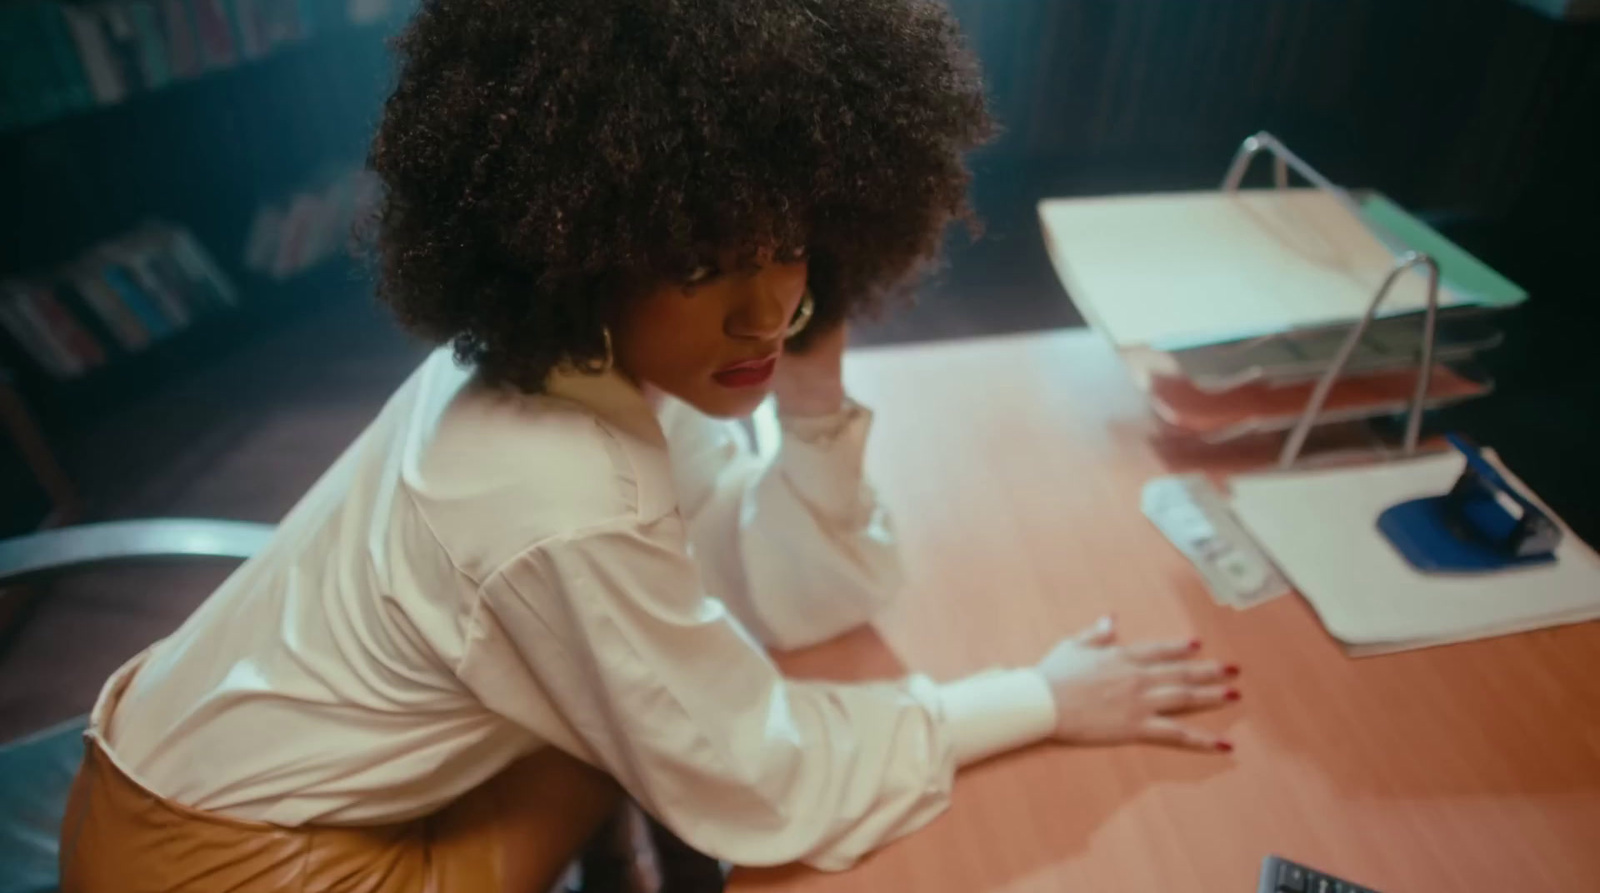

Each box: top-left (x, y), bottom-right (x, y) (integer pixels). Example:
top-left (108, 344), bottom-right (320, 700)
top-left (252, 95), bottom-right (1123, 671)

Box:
top-left (733, 330), bottom-right (1600, 893)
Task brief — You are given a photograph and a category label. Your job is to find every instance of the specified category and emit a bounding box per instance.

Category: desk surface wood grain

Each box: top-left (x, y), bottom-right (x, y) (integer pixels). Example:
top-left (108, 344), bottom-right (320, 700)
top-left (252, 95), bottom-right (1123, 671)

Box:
top-left (731, 330), bottom-right (1600, 893)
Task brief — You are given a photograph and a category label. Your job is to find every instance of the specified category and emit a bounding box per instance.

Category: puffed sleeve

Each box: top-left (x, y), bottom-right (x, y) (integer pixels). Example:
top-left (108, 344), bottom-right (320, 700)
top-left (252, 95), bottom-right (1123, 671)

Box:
top-left (455, 513), bottom-right (1057, 870)
top-left (658, 396), bottom-right (903, 650)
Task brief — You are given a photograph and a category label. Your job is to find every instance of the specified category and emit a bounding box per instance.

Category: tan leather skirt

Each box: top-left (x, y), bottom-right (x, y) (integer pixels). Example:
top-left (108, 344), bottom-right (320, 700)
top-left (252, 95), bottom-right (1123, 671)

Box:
top-left (58, 653), bottom-right (617, 893)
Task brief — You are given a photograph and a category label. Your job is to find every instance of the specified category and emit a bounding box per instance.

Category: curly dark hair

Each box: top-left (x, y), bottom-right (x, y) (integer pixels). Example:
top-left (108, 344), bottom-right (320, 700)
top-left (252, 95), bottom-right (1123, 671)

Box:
top-left (367, 0), bottom-right (994, 390)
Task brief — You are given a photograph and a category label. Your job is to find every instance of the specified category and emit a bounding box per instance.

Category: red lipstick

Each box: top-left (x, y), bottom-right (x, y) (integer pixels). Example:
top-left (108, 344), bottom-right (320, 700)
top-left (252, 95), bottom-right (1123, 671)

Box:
top-left (713, 354), bottom-right (778, 388)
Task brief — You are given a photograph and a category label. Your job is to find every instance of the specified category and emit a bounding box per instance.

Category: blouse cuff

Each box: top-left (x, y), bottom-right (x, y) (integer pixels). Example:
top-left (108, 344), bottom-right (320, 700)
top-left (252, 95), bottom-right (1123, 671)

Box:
top-left (938, 668), bottom-right (1059, 767)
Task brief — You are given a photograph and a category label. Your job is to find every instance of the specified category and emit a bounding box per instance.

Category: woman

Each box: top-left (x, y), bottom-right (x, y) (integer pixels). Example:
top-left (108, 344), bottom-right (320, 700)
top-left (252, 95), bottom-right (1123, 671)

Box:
top-left (60, 1), bottom-right (1241, 891)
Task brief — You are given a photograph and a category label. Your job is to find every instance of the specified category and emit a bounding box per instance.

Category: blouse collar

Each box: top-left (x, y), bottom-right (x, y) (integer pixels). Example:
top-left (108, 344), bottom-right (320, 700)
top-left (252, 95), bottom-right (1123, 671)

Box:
top-left (542, 364), bottom-right (668, 449)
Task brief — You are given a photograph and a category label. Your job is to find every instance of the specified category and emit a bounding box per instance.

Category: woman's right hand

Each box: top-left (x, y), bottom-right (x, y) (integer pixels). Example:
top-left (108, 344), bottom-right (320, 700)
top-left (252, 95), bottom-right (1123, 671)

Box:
top-left (1037, 615), bottom-right (1240, 752)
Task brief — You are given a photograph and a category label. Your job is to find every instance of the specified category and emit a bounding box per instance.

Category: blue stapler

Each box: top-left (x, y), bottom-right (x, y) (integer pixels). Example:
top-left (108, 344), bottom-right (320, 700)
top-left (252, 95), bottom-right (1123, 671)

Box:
top-left (1378, 434), bottom-right (1562, 574)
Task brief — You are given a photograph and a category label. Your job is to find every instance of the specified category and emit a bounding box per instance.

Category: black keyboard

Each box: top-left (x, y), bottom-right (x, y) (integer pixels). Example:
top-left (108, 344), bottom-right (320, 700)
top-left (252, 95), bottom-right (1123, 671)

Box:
top-left (1258, 856), bottom-right (1383, 893)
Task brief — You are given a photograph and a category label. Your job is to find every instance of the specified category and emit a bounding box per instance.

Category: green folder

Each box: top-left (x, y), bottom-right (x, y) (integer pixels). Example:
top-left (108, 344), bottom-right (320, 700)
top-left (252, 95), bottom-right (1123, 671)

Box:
top-left (1358, 192), bottom-right (1527, 308)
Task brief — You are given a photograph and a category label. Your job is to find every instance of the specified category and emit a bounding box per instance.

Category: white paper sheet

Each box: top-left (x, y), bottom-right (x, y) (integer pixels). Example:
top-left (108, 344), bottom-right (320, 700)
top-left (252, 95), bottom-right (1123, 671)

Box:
top-left (1038, 189), bottom-right (1467, 350)
top-left (1226, 451), bottom-right (1600, 655)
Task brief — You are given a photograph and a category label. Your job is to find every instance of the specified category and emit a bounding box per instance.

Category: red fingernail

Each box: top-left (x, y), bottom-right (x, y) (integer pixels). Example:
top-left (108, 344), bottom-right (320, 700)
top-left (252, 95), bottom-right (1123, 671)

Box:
top-left (1225, 689), bottom-right (1241, 701)
top-left (1224, 664), bottom-right (1241, 677)
top-left (1216, 741), bottom-right (1234, 753)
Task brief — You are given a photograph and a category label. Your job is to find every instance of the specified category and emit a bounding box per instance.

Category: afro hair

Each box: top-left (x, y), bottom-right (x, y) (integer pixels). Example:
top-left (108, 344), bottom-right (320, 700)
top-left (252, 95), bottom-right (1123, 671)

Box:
top-left (367, 0), bottom-right (994, 390)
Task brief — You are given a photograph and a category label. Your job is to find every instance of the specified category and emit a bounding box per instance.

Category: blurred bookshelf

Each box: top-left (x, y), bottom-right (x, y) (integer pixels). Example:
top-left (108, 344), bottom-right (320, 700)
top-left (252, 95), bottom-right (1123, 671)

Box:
top-left (0, 0), bottom-right (409, 536)
top-left (0, 0), bottom-right (398, 134)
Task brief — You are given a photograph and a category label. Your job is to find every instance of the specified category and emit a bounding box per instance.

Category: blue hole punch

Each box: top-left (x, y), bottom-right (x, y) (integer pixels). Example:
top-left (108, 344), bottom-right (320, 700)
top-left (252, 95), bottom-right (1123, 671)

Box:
top-left (1378, 434), bottom-right (1562, 574)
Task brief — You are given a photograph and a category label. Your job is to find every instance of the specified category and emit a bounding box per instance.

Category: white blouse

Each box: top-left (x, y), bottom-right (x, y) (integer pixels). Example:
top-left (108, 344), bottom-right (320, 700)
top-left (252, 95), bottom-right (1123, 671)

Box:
top-left (104, 348), bottom-right (1057, 870)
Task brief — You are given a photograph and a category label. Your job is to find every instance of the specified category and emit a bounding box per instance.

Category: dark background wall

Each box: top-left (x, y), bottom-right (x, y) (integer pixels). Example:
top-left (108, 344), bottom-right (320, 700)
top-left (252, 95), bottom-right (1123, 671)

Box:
top-left (951, 0), bottom-right (1597, 211)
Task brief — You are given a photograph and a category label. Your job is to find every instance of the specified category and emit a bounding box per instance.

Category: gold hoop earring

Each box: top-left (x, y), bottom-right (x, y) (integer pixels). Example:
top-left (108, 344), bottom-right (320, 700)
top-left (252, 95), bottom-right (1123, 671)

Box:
top-left (581, 326), bottom-right (614, 374)
top-left (785, 290), bottom-right (815, 339)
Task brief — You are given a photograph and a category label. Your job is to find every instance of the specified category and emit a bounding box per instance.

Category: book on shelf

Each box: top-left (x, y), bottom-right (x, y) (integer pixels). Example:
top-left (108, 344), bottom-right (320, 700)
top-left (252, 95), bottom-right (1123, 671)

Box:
top-left (63, 264), bottom-right (151, 351)
top-left (98, 262), bottom-right (175, 337)
top-left (97, 247), bottom-right (190, 329)
top-left (1, 1), bottom-right (98, 126)
top-left (153, 223), bottom-right (241, 308)
top-left (98, 2), bottom-right (164, 93)
top-left (127, 1), bottom-right (177, 89)
top-left (1, 0), bottom-right (397, 132)
top-left (233, 0), bottom-right (267, 60)
top-left (0, 281), bottom-right (106, 379)
top-left (347, 0), bottom-right (395, 26)
top-left (37, 284), bottom-right (110, 368)
top-left (190, 0), bottom-right (239, 68)
top-left (0, 223), bottom-right (239, 382)
top-left (263, 0), bottom-right (310, 44)
top-left (244, 164), bottom-right (380, 281)
top-left (60, 4), bottom-right (128, 105)
top-left (159, 0), bottom-right (202, 79)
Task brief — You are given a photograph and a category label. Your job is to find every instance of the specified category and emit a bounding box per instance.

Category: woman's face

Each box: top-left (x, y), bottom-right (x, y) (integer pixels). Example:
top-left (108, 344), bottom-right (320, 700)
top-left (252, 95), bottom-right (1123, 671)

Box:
top-left (614, 250), bottom-right (808, 419)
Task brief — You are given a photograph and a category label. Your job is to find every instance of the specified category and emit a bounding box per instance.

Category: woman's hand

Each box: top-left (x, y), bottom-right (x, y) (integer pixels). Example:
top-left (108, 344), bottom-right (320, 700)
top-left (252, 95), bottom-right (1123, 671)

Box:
top-left (1038, 615), bottom-right (1240, 752)
top-left (774, 324), bottom-right (848, 418)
